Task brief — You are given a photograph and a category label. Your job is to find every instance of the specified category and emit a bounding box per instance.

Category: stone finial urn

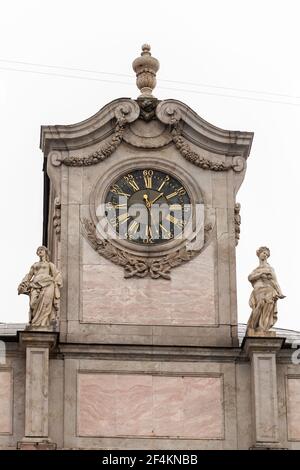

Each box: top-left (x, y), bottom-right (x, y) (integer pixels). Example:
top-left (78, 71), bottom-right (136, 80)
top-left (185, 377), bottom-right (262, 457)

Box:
top-left (132, 44), bottom-right (160, 97)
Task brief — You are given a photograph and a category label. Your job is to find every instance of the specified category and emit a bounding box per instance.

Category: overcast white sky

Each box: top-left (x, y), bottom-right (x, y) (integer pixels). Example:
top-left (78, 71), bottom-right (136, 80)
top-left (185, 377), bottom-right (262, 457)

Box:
top-left (0, 0), bottom-right (299, 331)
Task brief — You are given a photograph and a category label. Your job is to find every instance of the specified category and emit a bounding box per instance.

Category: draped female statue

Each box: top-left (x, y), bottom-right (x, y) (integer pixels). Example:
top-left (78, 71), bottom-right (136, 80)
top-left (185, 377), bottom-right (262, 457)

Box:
top-left (18, 246), bottom-right (62, 328)
top-left (246, 246), bottom-right (285, 336)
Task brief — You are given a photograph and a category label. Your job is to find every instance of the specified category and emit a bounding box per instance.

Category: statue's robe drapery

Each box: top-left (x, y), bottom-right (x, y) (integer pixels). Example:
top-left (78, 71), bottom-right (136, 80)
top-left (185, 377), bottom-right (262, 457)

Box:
top-left (19, 262), bottom-right (62, 327)
top-left (246, 265), bottom-right (281, 333)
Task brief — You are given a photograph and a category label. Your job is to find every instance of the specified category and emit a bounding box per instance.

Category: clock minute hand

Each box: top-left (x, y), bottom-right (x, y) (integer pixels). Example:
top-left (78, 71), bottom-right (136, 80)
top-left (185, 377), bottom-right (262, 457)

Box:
top-left (150, 192), bottom-right (164, 206)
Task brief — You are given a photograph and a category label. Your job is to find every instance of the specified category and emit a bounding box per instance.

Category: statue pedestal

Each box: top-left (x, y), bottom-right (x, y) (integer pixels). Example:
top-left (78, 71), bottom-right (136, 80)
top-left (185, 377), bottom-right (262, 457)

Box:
top-left (17, 330), bottom-right (58, 450)
top-left (24, 324), bottom-right (58, 332)
top-left (247, 328), bottom-right (276, 337)
top-left (17, 438), bottom-right (56, 450)
top-left (243, 337), bottom-right (285, 450)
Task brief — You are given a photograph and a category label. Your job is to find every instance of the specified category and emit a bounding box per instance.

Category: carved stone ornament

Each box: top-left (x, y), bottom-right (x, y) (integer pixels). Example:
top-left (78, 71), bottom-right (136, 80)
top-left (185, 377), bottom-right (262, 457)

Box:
top-left (51, 88), bottom-right (248, 171)
top-left (17, 246), bottom-right (63, 329)
top-left (171, 123), bottom-right (244, 172)
top-left (82, 218), bottom-right (214, 280)
top-left (137, 97), bottom-right (159, 121)
top-left (54, 101), bottom-right (140, 167)
top-left (132, 44), bottom-right (160, 98)
top-left (234, 203), bottom-right (241, 246)
top-left (53, 197), bottom-right (61, 240)
top-left (54, 107), bottom-right (245, 171)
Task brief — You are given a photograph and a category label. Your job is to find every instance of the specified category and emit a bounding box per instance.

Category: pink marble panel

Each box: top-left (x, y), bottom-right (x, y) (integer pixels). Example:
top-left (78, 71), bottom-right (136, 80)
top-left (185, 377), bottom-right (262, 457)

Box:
top-left (153, 376), bottom-right (184, 437)
top-left (183, 377), bottom-right (223, 438)
top-left (81, 243), bottom-right (216, 326)
top-left (287, 377), bottom-right (300, 440)
top-left (0, 370), bottom-right (12, 434)
top-left (77, 373), bottom-right (116, 436)
top-left (116, 374), bottom-right (153, 436)
top-left (77, 373), bottom-right (224, 439)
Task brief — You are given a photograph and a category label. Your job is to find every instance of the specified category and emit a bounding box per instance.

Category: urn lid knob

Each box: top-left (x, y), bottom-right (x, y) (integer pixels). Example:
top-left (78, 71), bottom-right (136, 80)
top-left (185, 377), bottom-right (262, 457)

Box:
top-left (132, 44), bottom-right (160, 98)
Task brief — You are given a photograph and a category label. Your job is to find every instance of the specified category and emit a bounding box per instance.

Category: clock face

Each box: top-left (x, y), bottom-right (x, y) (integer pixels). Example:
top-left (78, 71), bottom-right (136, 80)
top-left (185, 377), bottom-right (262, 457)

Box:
top-left (105, 169), bottom-right (191, 245)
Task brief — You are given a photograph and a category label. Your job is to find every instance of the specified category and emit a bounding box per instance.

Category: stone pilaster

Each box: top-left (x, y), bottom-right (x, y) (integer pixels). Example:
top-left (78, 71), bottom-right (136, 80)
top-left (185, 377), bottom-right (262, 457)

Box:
top-left (17, 331), bottom-right (58, 450)
top-left (243, 337), bottom-right (285, 449)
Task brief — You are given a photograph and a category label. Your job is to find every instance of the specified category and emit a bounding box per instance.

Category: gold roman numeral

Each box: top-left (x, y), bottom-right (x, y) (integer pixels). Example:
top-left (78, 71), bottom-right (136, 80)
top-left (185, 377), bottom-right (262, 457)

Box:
top-left (117, 213), bottom-right (131, 225)
top-left (110, 184), bottom-right (130, 197)
top-left (128, 220), bottom-right (140, 235)
top-left (106, 201), bottom-right (127, 209)
top-left (124, 174), bottom-right (139, 192)
top-left (157, 175), bottom-right (170, 191)
top-left (166, 186), bottom-right (186, 200)
top-left (160, 223), bottom-right (173, 239)
top-left (110, 212), bottom-right (130, 227)
top-left (166, 214), bottom-right (185, 228)
top-left (143, 169), bottom-right (153, 189)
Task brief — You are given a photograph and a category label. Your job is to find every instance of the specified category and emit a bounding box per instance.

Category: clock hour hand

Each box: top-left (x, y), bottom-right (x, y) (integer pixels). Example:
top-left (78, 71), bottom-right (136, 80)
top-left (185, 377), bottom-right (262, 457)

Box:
top-left (143, 194), bottom-right (152, 209)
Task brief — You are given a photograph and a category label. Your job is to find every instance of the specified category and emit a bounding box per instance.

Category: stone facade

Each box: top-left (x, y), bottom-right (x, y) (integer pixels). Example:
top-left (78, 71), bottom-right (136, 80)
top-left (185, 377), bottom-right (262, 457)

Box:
top-left (1, 331), bottom-right (300, 449)
top-left (0, 46), bottom-right (299, 450)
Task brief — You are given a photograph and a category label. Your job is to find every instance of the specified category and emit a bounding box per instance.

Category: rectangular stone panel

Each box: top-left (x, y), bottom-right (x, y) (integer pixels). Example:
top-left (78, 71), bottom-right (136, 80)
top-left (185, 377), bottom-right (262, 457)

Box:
top-left (25, 348), bottom-right (49, 437)
top-left (0, 369), bottom-right (13, 434)
top-left (81, 239), bottom-right (216, 326)
top-left (287, 377), bottom-right (300, 441)
top-left (252, 355), bottom-right (279, 443)
top-left (77, 373), bottom-right (224, 439)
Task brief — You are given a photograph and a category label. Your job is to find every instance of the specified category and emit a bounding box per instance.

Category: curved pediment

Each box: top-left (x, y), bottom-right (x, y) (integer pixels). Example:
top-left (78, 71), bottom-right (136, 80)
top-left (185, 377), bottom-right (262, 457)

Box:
top-left (41, 97), bottom-right (253, 164)
top-left (156, 99), bottom-right (253, 158)
top-left (40, 98), bottom-right (140, 154)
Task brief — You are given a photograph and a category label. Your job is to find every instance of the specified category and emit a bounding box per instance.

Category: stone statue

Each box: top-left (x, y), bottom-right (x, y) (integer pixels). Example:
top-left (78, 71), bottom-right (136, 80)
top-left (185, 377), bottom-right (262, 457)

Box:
top-left (18, 246), bottom-right (62, 328)
top-left (246, 246), bottom-right (285, 336)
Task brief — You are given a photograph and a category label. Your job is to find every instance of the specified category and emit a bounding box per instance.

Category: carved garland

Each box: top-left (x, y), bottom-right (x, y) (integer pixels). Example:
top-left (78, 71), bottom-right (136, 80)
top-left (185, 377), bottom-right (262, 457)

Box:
top-left (171, 123), bottom-right (243, 172)
top-left (53, 197), bottom-right (61, 241)
top-left (82, 218), bottom-right (207, 280)
top-left (234, 202), bottom-right (241, 246)
top-left (62, 119), bottom-right (126, 167)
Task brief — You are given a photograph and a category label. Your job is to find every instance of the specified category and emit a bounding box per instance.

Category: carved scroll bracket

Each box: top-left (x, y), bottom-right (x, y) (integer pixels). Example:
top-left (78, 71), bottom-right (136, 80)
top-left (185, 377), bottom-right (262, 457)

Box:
top-left (156, 102), bottom-right (182, 124)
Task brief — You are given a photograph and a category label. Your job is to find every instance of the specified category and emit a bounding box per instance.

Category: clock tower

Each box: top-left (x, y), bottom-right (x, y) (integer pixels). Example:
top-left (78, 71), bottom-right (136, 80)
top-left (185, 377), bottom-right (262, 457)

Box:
top-left (35, 44), bottom-right (257, 448)
top-left (42, 45), bottom-right (253, 351)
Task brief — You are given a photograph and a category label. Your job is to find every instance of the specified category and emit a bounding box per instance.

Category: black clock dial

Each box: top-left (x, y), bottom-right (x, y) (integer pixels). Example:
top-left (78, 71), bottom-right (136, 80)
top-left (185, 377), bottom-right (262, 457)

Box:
top-left (105, 169), bottom-right (191, 245)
